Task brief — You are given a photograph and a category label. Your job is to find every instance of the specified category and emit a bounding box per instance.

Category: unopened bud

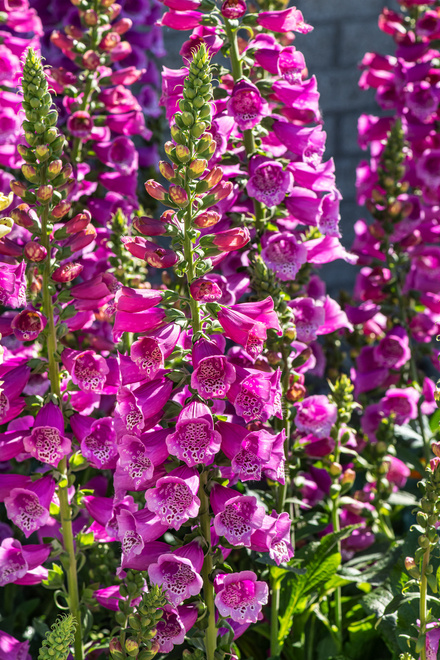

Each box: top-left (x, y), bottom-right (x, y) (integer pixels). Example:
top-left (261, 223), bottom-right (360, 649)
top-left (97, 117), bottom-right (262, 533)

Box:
top-left (169, 185), bottom-right (189, 208)
top-left (175, 144), bottom-right (191, 163)
top-left (329, 462), bottom-right (342, 477)
top-left (193, 209), bottom-right (220, 228)
top-left (10, 204), bottom-right (40, 230)
top-left (24, 241), bottom-right (47, 262)
top-left (188, 159), bottom-right (207, 178)
top-left (145, 180), bottom-right (167, 201)
top-left (159, 161), bottom-right (175, 181)
top-left (341, 468), bottom-right (356, 486)
top-left (51, 200), bottom-right (72, 219)
top-left (36, 184), bottom-right (53, 203)
top-left (52, 262), bottom-right (84, 282)
top-left (82, 50), bottom-right (100, 70)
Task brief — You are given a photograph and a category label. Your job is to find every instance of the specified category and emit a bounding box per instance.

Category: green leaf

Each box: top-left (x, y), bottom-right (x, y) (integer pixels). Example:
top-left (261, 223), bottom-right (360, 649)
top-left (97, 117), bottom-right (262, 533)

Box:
top-left (277, 526), bottom-right (360, 648)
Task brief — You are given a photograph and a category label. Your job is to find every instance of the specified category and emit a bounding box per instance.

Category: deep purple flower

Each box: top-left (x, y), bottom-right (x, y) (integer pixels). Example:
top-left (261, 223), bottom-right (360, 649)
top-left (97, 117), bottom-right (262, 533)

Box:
top-left (11, 309), bottom-right (47, 342)
top-left (70, 415), bottom-right (118, 470)
top-left (0, 261), bottom-right (26, 308)
top-left (166, 402), bottom-right (221, 467)
top-left (145, 466), bottom-right (200, 530)
top-left (379, 387), bottom-right (419, 425)
top-left (227, 80), bottom-right (269, 131)
top-left (130, 323), bottom-right (180, 381)
top-left (0, 538), bottom-right (50, 587)
top-left (62, 349), bottom-right (110, 393)
top-left (294, 395), bottom-right (337, 438)
top-left (218, 297), bottom-right (281, 359)
top-left (374, 326), bottom-right (411, 369)
top-left (148, 541), bottom-right (204, 606)
top-left (289, 297), bottom-right (325, 342)
top-left (261, 232), bottom-right (307, 281)
top-left (0, 364), bottom-right (30, 425)
top-left (214, 571), bottom-right (268, 623)
top-left (23, 402), bottom-right (71, 466)
top-left (228, 367), bottom-right (282, 423)
top-left (0, 629), bottom-right (31, 660)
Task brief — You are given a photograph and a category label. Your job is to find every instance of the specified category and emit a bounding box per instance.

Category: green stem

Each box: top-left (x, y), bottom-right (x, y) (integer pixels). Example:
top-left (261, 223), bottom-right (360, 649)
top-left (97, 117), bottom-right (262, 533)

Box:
top-left (40, 171), bottom-right (84, 660)
top-left (199, 470), bottom-right (216, 660)
top-left (331, 496), bottom-right (342, 652)
top-left (270, 571), bottom-right (281, 658)
top-left (419, 548), bottom-right (430, 660)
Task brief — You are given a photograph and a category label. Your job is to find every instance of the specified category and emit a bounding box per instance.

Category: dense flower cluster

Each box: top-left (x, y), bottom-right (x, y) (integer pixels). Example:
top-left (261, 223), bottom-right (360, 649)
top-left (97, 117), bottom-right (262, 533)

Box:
top-left (1, 1), bottom-right (440, 659)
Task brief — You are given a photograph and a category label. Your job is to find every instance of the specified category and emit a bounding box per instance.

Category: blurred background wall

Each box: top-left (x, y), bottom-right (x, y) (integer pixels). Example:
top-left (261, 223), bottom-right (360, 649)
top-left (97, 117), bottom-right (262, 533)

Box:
top-left (160, 0), bottom-right (399, 294)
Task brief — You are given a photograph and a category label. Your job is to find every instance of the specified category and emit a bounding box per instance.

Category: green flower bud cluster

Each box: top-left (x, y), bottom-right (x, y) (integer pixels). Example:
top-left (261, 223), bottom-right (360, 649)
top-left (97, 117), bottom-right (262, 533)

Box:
top-left (11, 49), bottom-right (70, 213)
top-left (108, 208), bottom-right (141, 286)
top-left (111, 580), bottom-right (168, 660)
top-left (413, 464), bottom-right (440, 567)
top-left (328, 374), bottom-right (356, 427)
top-left (38, 615), bottom-right (76, 660)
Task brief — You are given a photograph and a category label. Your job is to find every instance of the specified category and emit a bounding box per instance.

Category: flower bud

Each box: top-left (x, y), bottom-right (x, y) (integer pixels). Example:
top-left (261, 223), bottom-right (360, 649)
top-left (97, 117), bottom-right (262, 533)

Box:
top-left (83, 8), bottom-right (98, 25)
top-left (82, 50), bottom-right (100, 70)
top-left (10, 180), bottom-right (27, 198)
top-left (24, 241), bottom-right (47, 262)
top-left (193, 210), bottom-right (220, 228)
top-left (190, 278), bottom-right (223, 302)
top-left (286, 380), bottom-right (305, 402)
top-left (341, 468), bottom-right (356, 486)
top-left (175, 145), bottom-right (191, 163)
top-left (181, 111), bottom-right (195, 127)
top-left (21, 164), bottom-right (38, 183)
top-left (51, 200), bottom-right (72, 219)
top-left (221, 0), bottom-right (247, 19)
top-left (110, 41), bottom-right (132, 62)
top-left (100, 31), bottom-right (121, 51)
top-left (145, 180), bottom-right (167, 201)
top-left (35, 144), bottom-right (50, 161)
top-left (188, 159), bottom-right (207, 178)
top-left (432, 442), bottom-right (440, 458)
top-left (113, 17), bottom-right (132, 34)
top-left (10, 203), bottom-right (40, 230)
top-left (52, 262), bottom-right (84, 282)
top-left (212, 226), bottom-right (250, 252)
top-left (159, 161), bottom-right (176, 181)
top-left (48, 159), bottom-right (63, 179)
top-left (36, 184), bottom-right (53, 203)
top-left (329, 462), bottom-right (342, 477)
top-left (65, 224), bottom-right (97, 252)
top-left (133, 216), bottom-right (168, 236)
top-left (67, 111), bottom-right (93, 139)
top-left (169, 185), bottom-right (189, 208)
top-left (202, 166), bottom-right (223, 189)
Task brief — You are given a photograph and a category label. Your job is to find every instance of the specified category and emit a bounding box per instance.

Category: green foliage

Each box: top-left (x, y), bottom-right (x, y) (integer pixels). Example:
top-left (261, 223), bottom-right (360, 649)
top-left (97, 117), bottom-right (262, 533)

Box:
top-left (38, 615), bottom-right (76, 660)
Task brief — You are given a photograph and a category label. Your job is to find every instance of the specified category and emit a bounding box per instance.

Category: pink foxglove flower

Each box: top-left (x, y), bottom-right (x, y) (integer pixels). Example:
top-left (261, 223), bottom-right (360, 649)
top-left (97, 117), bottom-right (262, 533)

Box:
top-left (0, 629), bottom-right (31, 660)
top-left (130, 323), bottom-right (180, 381)
top-left (3, 476), bottom-right (55, 538)
top-left (0, 363), bottom-right (30, 425)
top-left (211, 485), bottom-right (265, 546)
top-left (373, 326), bottom-right (411, 369)
top-left (145, 466), bottom-right (200, 530)
top-left (23, 402), bottom-right (71, 466)
top-left (289, 297), bottom-right (325, 343)
top-left (247, 159), bottom-right (293, 207)
top-left (191, 337), bottom-right (236, 399)
top-left (166, 402), bottom-right (221, 467)
top-left (0, 538), bottom-right (50, 586)
top-left (153, 605), bottom-right (198, 653)
top-left (228, 367), bottom-right (282, 423)
top-left (294, 395), bottom-right (338, 438)
top-left (218, 297), bottom-right (281, 359)
top-left (0, 261), bottom-right (26, 308)
top-left (214, 571), bottom-right (268, 623)
top-left (116, 508), bottom-right (169, 568)
top-left (62, 349), bottom-right (110, 393)
top-left (189, 278), bottom-right (223, 302)
top-left (218, 421), bottom-right (285, 483)
top-left (379, 387), bottom-right (420, 425)
top-left (227, 80), bottom-right (269, 131)
top-left (70, 415), bottom-right (118, 470)
top-left (261, 232), bottom-right (307, 281)
top-left (11, 309), bottom-right (46, 342)
top-left (257, 7), bottom-right (312, 33)
top-left (148, 541), bottom-right (204, 606)
top-left (114, 429), bottom-right (169, 495)
top-left (250, 511), bottom-right (294, 565)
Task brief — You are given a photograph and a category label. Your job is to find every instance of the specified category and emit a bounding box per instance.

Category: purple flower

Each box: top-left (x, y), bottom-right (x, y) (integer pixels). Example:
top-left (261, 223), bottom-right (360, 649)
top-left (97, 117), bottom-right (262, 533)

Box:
top-left (228, 367), bottom-right (282, 423)
top-left (247, 159), bottom-right (293, 207)
top-left (145, 466), bottom-right (200, 530)
top-left (373, 326), bottom-right (411, 369)
top-left (289, 297), bottom-right (325, 342)
top-left (211, 485), bottom-right (265, 546)
top-left (227, 80), bottom-right (269, 131)
top-left (0, 629), bottom-right (31, 660)
top-left (153, 605), bottom-right (198, 654)
top-left (257, 7), bottom-right (312, 33)
top-left (11, 309), bottom-right (46, 342)
top-left (250, 511), bottom-right (294, 565)
top-left (70, 415), bottom-right (118, 469)
top-left (218, 421), bottom-right (286, 483)
top-left (214, 571), bottom-right (268, 623)
top-left (130, 323), bottom-right (180, 381)
top-left (261, 232), bottom-right (307, 281)
top-left (0, 364), bottom-right (30, 425)
top-left (379, 387), bottom-right (420, 425)
top-left (62, 349), bottom-right (110, 393)
top-left (218, 297), bottom-right (281, 359)
top-left (294, 395), bottom-right (338, 438)
top-left (115, 509), bottom-right (168, 568)
top-left (114, 428), bottom-right (169, 496)
top-left (23, 402), bottom-right (71, 466)
top-left (0, 261), bottom-right (26, 308)
top-left (166, 402), bottom-right (221, 467)
top-left (0, 538), bottom-right (50, 587)
top-left (191, 337), bottom-right (236, 399)
top-left (426, 622), bottom-right (440, 660)
top-left (148, 541), bottom-right (204, 606)
top-left (3, 476), bottom-right (55, 538)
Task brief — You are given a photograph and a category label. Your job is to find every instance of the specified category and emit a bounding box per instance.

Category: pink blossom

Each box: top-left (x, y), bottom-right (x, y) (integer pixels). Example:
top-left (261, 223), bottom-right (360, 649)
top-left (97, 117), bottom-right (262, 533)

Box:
top-left (211, 485), bottom-right (265, 546)
top-left (250, 511), bottom-right (294, 565)
top-left (261, 232), bottom-right (307, 281)
top-left (0, 629), bottom-right (31, 660)
top-left (23, 402), bottom-right (71, 466)
top-left (153, 605), bottom-right (198, 654)
top-left (227, 80), bottom-right (269, 131)
top-left (380, 387), bottom-right (420, 425)
top-left (247, 159), bottom-right (293, 207)
top-left (166, 402), bottom-right (221, 467)
top-left (294, 395), bottom-right (337, 438)
top-left (148, 541), bottom-right (204, 606)
top-left (257, 7), bottom-right (312, 33)
top-left (145, 466), bottom-right (200, 530)
top-left (215, 571), bottom-right (268, 623)
top-left (191, 337), bottom-right (236, 399)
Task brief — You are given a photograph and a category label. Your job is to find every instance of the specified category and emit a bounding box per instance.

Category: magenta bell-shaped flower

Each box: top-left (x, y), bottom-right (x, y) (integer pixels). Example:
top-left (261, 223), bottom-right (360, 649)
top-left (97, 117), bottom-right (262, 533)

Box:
top-left (166, 401), bottom-right (222, 467)
top-left (214, 571), bottom-right (268, 623)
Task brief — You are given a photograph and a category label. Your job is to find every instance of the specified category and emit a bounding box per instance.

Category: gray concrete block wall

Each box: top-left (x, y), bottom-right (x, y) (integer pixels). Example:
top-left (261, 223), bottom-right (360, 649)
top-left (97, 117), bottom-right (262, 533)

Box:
top-left (161, 1), bottom-right (400, 294)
